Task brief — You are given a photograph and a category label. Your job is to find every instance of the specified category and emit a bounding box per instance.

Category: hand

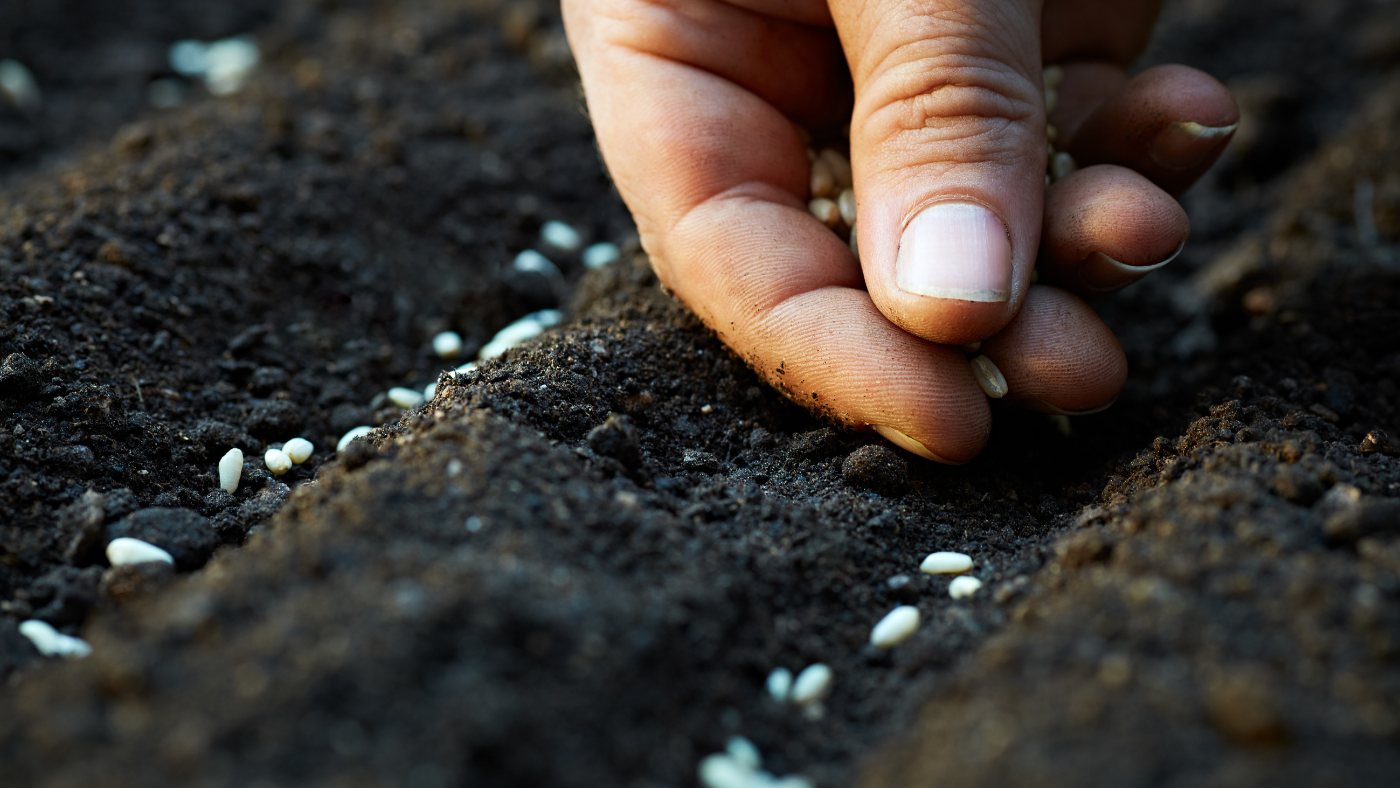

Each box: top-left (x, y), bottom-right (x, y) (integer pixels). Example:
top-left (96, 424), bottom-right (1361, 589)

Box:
top-left (563, 0), bottom-right (1237, 461)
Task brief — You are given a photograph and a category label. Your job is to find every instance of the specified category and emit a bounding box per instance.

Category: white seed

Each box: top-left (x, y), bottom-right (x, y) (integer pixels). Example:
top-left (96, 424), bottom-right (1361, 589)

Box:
top-left (1042, 64), bottom-right (1064, 90)
top-left (424, 381), bottom-right (437, 400)
top-left (388, 387), bottom-right (425, 409)
top-left (726, 737), bottom-right (761, 771)
top-left (18, 620), bottom-right (91, 659)
top-left (264, 448), bottom-right (293, 476)
top-left (970, 355), bottom-right (1009, 399)
top-left (282, 437), bottom-right (314, 464)
top-left (870, 605), bottom-right (921, 648)
top-left (848, 221), bottom-right (859, 261)
top-left (790, 663), bottom-right (832, 706)
top-left (698, 754), bottom-right (753, 788)
top-left (455, 361), bottom-right (479, 376)
top-left (949, 575), bottom-right (983, 599)
top-left (1051, 151), bottom-right (1077, 182)
top-left (819, 148), bottom-right (852, 188)
top-left (432, 331), bottom-right (463, 359)
top-left (0, 60), bottom-right (42, 114)
top-left (582, 242), bottom-right (620, 269)
top-left (807, 198), bottom-right (840, 227)
top-left (513, 249), bottom-right (562, 279)
top-left (218, 447), bottom-right (243, 494)
top-left (203, 37), bottom-right (260, 95)
top-left (1050, 413), bottom-right (1073, 437)
top-left (766, 667), bottom-right (793, 702)
top-left (479, 309), bottom-right (562, 360)
top-left (772, 778), bottom-right (815, 788)
top-left (809, 158), bottom-right (835, 198)
top-left (541, 220), bottom-right (584, 252)
top-left (921, 551), bottom-right (973, 574)
top-left (337, 426), bottom-right (373, 451)
top-left (837, 189), bottom-right (857, 226)
top-left (106, 537), bottom-right (175, 567)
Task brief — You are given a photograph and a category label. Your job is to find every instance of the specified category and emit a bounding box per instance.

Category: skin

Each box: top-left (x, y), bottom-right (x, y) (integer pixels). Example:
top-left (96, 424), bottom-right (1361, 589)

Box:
top-left (563, 0), bottom-right (1238, 462)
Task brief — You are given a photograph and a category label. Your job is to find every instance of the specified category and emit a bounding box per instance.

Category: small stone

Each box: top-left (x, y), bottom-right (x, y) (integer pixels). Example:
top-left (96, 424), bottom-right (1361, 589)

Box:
top-left (541, 220), bottom-right (584, 252)
top-left (766, 667), bottom-right (793, 702)
top-left (1360, 429), bottom-right (1395, 455)
top-left (105, 537), bottom-right (175, 566)
top-left (790, 663), bottom-right (832, 706)
top-left (920, 551), bottom-right (973, 574)
top-left (282, 437), bottom-right (314, 464)
top-left (337, 426), bottom-right (374, 452)
top-left (18, 620), bottom-right (91, 658)
top-left (683, 448), bottom-right (721, 473)
top-left (387, 387), bottom-right (425, 409)
top-left (870, 605), bottom-right (920, 648)
top-left (583, 242), bottom-right (620, 269)
top-left (432, 331), bottom-right (463, 359)
top-left (587, 413), bottom-right (641, 470)
top-left (842, 444), bottom-right (907, 491)
top-left (218, 448), bottom-right (243, 494)
top-left (949, 576), bottom-right (983, 599)
top-left (264, 448), bottom-right (293, 476)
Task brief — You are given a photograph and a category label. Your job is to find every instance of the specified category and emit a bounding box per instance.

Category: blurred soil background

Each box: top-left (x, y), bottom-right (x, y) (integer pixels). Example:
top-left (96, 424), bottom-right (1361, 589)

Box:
top-left (0, 0), bottom-right (1398, 786)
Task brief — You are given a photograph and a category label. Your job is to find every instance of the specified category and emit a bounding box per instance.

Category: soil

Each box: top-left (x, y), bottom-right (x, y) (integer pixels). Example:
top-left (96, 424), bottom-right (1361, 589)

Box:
top-left (1, 0), bottom-right (1399, 786)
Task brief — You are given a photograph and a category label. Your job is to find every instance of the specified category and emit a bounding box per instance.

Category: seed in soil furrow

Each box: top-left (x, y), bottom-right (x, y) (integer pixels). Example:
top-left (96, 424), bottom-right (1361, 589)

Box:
top-left (282, 438), bottom-right (314, 464)
top-left (920, 551), bottom-right (973, 574)
top-left (337, 426), bottom-right (373, 452)
top-left (218, 448), bottom-right (243, 494)
top-left (766, 667), bottom-right (793, 702)
top-left (791, 663), bottom-right (833, 706)
top-left (106, 537), bottom-right (175, 566)
top-left (388, 387), bottom-right (425, 409)
top-left (541, 220), bottom-right (583, 252)
top-left (583, 242), bottom-right (620, 268)
top-left (949, 576), bottom-right (983, 599)
top-left (432, 331), bottom-right (463, 359)
top-left (970, 355), bottom-right (1009, 399)
top-left (479, 309), bottom-right (562, 360)
top-left (18, 620), bottom-right (91, 658)
top-left (265, 448), bottom-right (292, 476)
top-left (870, 605), bottom-right (920, 648)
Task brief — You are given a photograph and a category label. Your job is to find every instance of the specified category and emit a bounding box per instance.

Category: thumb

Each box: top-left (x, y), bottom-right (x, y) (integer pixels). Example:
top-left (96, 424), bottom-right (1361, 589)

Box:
top-left (834, 0), bottom-right (1045, 345)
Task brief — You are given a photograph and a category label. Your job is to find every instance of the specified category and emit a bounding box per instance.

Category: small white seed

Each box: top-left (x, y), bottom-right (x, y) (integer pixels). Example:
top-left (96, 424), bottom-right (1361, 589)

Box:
top-left (809, 157), bottom-right (835, 198)
top-left (455, 361), bottom-right (479, 376)
top-left (970, 355), bottom-right (1009, 399)
top-left (432, 331), bottom-right (463, 359)
top-left (726, 737), bottom-right (761, 771)
top-left (870, 605), bottom-right (920, 648)
top-left (337, 426), bottom-right (373, 452)
top-left (920, 551), bottom-right (973, 574)
top-left (819, 148), bottom-right (852, 188)
top-left (0, 60), bottom-right (42, 114)
top-left (18, 620), bottom-right (91, 658)
top-left (424, 381), bottom-right (437, 400)
top-left (479, 309), bottom-right (562, 360)
top-left (790, 663), bottom-right (832, 706)
top-left (1044, 87), bottom-right (1058, 113)
top-left (1051, 151), bottom-right (1077, 182)
top-left (949, 575), bottom-right (983, 599)
top-left (106, 537), bottom-right (175, 566)
top-left (1043, 64), bottom-right (1064, 90)
top-left (698, 754), bottom-right (752, 788)
top-left (808, 198), bottom-right (840, 227)
top-left (513, 249), bottom-right (561, 278)
top-left (282, 437), bottom-right (314, 464)
top-left (582, 242), bottom-right (620, 269)
top-left (218, 447), bottom-right (243, 493)
top-left (388, 387), bottom-right (425, 409)
top-left (837, 189), bottom-right (857, 226)
top-left (766, 667), bottom-right (793, 702)
top-left (540, 220), bottom-right (583, 252)
top-left (264, 448), bottom-right (292, 476)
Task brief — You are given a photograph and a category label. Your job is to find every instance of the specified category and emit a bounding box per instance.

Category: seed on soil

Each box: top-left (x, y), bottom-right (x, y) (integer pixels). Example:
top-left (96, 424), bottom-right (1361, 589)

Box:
top-left (479, 309), bottom-right (563, 360)
top-left (432, 331), bottom-right (463, 359)
top-left (0, 60), bottom-right (42, 114)
top-left (970, 355), bottom-right (1009, 399)
top-left (837, 188), bottom-right (857, 226)
top-left (18, 620), bottom-right (92, 658)
top-left (583, 242), bottom-right (620, 269)
top-left (169, 37), bottom-right (260, 96)
top-left (766, 667), bottom-right (793, 702)
top-left (1050, 151), bottom-right (1078, 182)
top-left (819, 148), bottom-right (853, 188)
top-left (726, 737), bottom-right (761, 771)
top-left (809, 157), bottom-right (836, 198)
top-left (282, 437), bottom-right (314, 464)
top-left (514, 249), bottom-right (561, 278)
top-left (337, 426), bottom-right (373, 452)
top-left (698, 754), bottom-right (751, 788)
top-left (921, 551), bottom-right (973, 574)
top-left (949, 575), bottom-right (984, 599)
top-left (808, 198), bottom-right (840, 227)
top-left (106, 536), bottom-right (175, 566)
top-left (264, 448), bottom-right (292, 476)
top-left (424, 381), bottom-right (437, 400)
top-left (791, 663), bottom-right (833, 706)
top-left (218, 447), bottom-right (243, 493)
top-left (541, 220), bottom-right (584, 252)
top-left (388, 387), bottom-right (425, 409)
top-left (870, 605), bottom-right (921, 648)
top-left (455, 361), bottom-right (479, 376)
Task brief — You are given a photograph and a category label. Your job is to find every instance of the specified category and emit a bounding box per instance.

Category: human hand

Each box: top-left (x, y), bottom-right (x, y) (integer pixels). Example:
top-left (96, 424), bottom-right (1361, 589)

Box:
top-left (563, 0), bottom-right (1237, 462)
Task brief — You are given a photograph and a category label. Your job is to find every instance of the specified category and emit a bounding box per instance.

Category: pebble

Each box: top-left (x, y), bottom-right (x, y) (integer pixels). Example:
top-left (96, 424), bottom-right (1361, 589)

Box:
top-left (337, 426), bottom-right (373, 452)
top-left (388, 387), bottom-right (425, 409)
top-left (0, 59), bottom-right (42, 114)
top-left (264, 448), bottom-right (293, 476)
top-left (970, 355), bottom-right (1009, 399)
top-left (218, 447), bottom-right (243, 494)
top-left (766, 667), bottom-right (793, 702)
top-left (920, 551), bottom-right (973, 574)
top-left (541, 220), bottom-right (584, 252)
top-left (282, 437), bottom-right (314, 464)
top-left (479, 309), bottom-right (562, 360)
top-left (870, 605), bottom-right (921, 648)
top-left (790, 663), bottom-right (832, 706)
top-left (582, 242), bottom-right (620, 268)
top-left (432, 331), bottom-right (463, 359)
top-left (106, 536), bottom-right (175, 566)
top-left (949, 576), bottom-right (983, 599)
top-left (18, 620), bottom-right (92, 658)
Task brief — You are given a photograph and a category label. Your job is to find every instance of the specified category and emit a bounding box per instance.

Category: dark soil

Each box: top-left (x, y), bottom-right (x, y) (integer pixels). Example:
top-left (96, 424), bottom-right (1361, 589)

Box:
top-left (1, 0), bottom-right (1399, 786)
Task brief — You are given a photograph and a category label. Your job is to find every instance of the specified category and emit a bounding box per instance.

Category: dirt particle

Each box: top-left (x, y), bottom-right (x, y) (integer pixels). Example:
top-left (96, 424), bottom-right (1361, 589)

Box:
top-left (586, 413), bottom-right (641, 470)
top-left (842, 445), bottom-right (907, 492)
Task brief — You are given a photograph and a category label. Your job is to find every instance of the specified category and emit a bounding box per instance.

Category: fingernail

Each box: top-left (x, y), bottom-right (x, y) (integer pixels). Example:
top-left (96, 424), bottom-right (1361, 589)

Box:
top-left (1149, 121), bottom-right (1238, 170)
top-left (896, 202), bottom-right (1011, 303)
top-left (1078, 241), bottom-right (1184, 294)
top-left (871, 425), bottom-right (962, 464)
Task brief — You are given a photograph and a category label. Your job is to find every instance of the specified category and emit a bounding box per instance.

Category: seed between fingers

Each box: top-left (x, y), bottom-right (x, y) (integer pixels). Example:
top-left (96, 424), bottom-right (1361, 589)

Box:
top-left (970, 355), bottom-right (1008, 399)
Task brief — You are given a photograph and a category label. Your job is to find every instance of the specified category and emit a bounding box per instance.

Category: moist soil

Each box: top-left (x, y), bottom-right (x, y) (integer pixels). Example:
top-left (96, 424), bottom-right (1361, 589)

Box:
top-left (1, 1), bottom-right (1399, 786)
